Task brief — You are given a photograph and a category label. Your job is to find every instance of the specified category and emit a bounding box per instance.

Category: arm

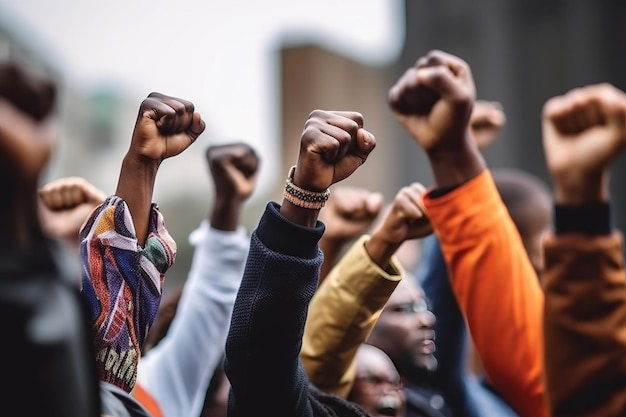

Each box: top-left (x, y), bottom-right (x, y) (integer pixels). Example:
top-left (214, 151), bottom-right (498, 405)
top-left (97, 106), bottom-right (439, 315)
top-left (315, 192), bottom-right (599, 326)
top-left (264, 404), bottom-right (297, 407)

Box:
top-left (224, 110), bottom-right (376, 416)
top-left (302, 183), bottom-right (432, 397)
top-left (135, 142), bottom-right (259, 417)
top-left (80, 93), bottom-right (205, 393)
top-left (389, 50), bottom-right (546, 417)
top-left (541, 83), bottom-right (626, 417)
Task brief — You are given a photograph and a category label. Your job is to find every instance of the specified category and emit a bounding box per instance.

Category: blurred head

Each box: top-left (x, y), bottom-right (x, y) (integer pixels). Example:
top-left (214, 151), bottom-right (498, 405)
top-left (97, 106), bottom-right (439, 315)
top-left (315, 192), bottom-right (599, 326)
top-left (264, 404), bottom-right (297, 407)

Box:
top-left (348, 344), bottom-right (406, 417)
top-left (366, 278), bottom-right (436, 377)
top-left (493, 168), bottom-right (552, 278)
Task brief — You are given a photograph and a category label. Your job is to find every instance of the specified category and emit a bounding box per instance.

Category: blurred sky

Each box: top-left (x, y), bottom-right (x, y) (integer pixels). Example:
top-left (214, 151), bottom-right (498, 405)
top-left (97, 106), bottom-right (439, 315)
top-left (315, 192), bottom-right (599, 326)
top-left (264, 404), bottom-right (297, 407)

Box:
top-left (0, 0), bottom-right (404, 191)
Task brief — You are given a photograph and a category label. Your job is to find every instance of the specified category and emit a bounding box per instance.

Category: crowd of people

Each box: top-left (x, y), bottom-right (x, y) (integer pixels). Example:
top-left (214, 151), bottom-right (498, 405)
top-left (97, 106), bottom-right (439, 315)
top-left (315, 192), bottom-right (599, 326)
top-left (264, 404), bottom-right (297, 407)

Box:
top-left (2, 44), bottom-right (626, 417)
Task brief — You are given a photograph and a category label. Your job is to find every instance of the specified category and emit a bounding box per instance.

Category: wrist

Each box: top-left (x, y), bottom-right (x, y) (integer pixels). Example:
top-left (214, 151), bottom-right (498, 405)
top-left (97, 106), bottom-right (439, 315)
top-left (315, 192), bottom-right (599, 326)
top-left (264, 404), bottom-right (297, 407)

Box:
top-left (366, 231), bottom-right (402, 270)
top-left (210, 200), bottom-right (243, 231)
top-left (426, 133), bottom-right (486, 188)
top-left (553, 173), bottom-right (608, 205)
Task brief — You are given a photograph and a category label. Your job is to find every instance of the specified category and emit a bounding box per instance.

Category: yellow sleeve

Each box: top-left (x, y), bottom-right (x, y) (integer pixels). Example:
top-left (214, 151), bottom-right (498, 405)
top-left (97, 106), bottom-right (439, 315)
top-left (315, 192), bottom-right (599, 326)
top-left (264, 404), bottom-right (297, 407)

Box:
top-left (301, 235), bottom-right (403, 397)
top-left (423, 170), bottom-right (547, 417)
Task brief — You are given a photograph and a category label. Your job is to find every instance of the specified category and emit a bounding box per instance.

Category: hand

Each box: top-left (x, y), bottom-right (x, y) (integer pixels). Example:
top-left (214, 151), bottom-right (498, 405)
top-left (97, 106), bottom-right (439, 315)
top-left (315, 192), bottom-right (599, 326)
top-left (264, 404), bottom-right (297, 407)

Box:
top-left (372, 183), bottom-right (433, 244)
top-left (0, 63), bottom-right (56, 188)
top-left (471, 100), bottom-right (506, 150)
top-left (319, 186), bottom-right (384, 244)
top-left (282, 110), bottom-right (376, 227)
top-left (292, 110), bottom-right (376, 192)
top-left (207, 142), bottom-right (260, 204)
top-left (206, 142), bottom-right (260, 231)
top-left (128, 92), bottom-right (206, 165)
top-left (388, 50), bottom-right (475, 155)
top-left (116, 93), bottom-right (206, 245)
top-left (366, 183), bottom-right (433, 270)
top-left (542, 83), bottom-right (626, 204)
top-left (38, 176), bottom-right (107, 243)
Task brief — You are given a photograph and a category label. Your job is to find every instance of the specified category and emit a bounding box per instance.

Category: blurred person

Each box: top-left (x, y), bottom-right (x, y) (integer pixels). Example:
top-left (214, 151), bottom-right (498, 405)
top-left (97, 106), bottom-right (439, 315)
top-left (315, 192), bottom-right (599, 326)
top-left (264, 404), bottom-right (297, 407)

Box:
top-left (388, 50), bottom-right (546, 417)
top-left (134, 142), bottom-right (259, 417)
top-left (317, 185), bottom-right (384, 282)
top-left (80, 92), bottom-right (205, 416)
top-left (348, 344), bottom-right (406, 417)
top-left (541, 83), bottom-right (626, 416)
top-left (301, 182), bottom-right (432, 400)
top-left (415, 167), bottom-right (551, 417)
top-left (413, 97), bottom-right (545, 417)
top-left (0, 60), bottom-right (101, 417)
top-left (224, 109), bottom-right (376, 416)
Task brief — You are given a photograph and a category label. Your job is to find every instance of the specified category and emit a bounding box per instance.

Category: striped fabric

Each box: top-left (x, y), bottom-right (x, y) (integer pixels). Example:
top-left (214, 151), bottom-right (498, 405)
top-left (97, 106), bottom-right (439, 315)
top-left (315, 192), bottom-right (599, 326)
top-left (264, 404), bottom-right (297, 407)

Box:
top-left (80, 196), bottom-right (176, 393)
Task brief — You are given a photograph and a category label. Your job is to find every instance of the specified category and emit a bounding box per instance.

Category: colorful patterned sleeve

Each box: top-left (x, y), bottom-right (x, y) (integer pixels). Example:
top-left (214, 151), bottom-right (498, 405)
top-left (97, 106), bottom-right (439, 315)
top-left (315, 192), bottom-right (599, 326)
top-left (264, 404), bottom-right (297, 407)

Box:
top-left (79, 196), bottom-right (177, 393)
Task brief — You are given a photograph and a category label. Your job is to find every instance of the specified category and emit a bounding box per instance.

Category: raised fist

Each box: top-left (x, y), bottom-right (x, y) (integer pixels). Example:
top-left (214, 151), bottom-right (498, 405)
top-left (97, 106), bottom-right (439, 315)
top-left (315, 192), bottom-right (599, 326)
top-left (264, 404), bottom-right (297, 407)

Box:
top-left (388, 50), bottom-right (476, 154)
top-left (542, 83), bottom-right (626, 204)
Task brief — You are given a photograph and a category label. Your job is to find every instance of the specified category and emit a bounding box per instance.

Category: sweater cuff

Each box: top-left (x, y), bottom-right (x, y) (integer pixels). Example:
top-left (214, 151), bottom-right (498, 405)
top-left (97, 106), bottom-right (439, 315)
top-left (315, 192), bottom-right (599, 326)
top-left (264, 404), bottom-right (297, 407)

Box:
top-left (256, 202), bottom-right (325, 259)
top-left (554, 203), bottom-right (612, 235)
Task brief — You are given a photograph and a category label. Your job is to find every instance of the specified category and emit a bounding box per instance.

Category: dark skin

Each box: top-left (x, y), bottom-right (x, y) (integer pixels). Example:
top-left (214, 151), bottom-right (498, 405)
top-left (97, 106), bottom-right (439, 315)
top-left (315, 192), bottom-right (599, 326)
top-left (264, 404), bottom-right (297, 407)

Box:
top-left (207, 142), bottom-right (260, 231)
top-left (116, 92), bottom-right (205, 246)
top-left (0, 63), bottom-right (56, 247)
top-left (281, 110), bottom-right (376, 228)
top-left (143, 142), bottom-right (260, 354)
top-left (388, 50), bottom-right (485, 189)
top-left (366, 183), bottom-right (433, 271)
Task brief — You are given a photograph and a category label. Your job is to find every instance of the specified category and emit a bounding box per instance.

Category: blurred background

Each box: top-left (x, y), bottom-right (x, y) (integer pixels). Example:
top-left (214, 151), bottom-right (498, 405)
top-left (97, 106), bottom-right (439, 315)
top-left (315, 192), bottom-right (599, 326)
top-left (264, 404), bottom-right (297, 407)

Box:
top-left (2, 0), bottom-right (625, 290)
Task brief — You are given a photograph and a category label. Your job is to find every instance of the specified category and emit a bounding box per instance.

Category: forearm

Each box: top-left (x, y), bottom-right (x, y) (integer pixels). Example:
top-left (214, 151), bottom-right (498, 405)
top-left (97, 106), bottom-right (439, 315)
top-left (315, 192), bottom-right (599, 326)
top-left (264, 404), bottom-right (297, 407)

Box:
top-left (302, 235), bottom-right (403, 397)
top-left (427, 134), bottom-right (486, 189)
top-left (210, 197), bottom-right (244, 231)
top-left (115, 154), bottom-right (159, 246)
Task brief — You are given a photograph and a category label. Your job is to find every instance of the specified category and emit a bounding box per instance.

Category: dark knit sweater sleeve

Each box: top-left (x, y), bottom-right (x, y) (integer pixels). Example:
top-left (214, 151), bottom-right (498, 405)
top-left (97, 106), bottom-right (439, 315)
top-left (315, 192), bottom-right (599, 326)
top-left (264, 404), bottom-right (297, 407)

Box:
top-left (225, 202), bottom-right (325, 417)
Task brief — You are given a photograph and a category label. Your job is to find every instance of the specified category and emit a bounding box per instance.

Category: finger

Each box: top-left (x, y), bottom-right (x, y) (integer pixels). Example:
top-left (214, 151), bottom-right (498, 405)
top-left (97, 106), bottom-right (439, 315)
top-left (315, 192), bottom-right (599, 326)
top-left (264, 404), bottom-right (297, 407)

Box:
top-left (592, 84), bottom-right (626, 124)
top-left (355, 128), bottom-right (376, 158)
top-left (188, 111), bottom-right (205, 140)
top-left (48, 186), bottom-right (65, 209)
top-left (158, 95), bottom-right (195, 133)
top-left (328, 111), bottom-right (364, 128)
top-left (365, 192), bottom-right (384, 215)
top-left (426, 50), bottom-right (474, 85)
top-left (416, 65), bottom-right (471, 102)
top-left (61, 183), bottom-right (83, 207)
top-left (139, 96), bottom-right (176, 131)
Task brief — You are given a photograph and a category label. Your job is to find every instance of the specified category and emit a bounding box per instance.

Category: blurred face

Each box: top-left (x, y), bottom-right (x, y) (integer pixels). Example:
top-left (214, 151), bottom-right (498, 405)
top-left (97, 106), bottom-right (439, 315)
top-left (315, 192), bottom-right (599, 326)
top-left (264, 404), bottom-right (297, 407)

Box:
top-left (367, 279), bottom-right (437, 374)
top-left (349, 345), bottom-right (406, 417)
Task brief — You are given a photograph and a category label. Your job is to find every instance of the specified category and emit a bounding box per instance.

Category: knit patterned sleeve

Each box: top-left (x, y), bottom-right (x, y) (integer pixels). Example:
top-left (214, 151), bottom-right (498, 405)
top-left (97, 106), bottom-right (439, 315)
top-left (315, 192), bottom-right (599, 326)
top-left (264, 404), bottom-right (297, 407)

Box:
top-left (79, 196), bottom-right (177, 393)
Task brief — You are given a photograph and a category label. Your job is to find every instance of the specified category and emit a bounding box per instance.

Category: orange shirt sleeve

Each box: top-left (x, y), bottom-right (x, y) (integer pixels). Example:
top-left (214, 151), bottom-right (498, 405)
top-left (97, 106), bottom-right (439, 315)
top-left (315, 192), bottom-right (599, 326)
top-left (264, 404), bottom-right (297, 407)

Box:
top-left (423, 170), bottom-right (546, 417)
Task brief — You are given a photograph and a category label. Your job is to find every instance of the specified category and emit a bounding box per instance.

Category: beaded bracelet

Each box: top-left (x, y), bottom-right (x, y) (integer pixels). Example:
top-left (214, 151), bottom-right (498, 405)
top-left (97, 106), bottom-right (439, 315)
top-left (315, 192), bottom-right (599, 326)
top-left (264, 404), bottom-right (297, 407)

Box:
top-left (283, 165), bottom-right (330, 210)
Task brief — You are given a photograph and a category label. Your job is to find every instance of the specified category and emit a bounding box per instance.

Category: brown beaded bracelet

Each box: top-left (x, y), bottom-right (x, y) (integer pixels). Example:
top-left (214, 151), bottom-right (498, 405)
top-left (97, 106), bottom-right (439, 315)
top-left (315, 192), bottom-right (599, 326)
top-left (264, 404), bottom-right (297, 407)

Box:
top-left (283, 165), bottom-right (330, 210)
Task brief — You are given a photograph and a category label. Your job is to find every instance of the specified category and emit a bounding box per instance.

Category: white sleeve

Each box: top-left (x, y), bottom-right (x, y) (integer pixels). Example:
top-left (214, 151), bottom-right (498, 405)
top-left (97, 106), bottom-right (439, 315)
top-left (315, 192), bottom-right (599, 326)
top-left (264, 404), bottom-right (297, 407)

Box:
top-left (137, 220), bottom-right (249, 417)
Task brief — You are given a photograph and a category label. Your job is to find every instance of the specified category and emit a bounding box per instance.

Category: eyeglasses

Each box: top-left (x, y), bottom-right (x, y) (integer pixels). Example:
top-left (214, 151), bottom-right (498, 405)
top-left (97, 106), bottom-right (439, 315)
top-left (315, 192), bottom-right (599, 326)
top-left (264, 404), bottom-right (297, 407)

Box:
top-left (354, 375), bottom-right (404, 393)
top-left (386, 299), bottom-right (429, 314)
